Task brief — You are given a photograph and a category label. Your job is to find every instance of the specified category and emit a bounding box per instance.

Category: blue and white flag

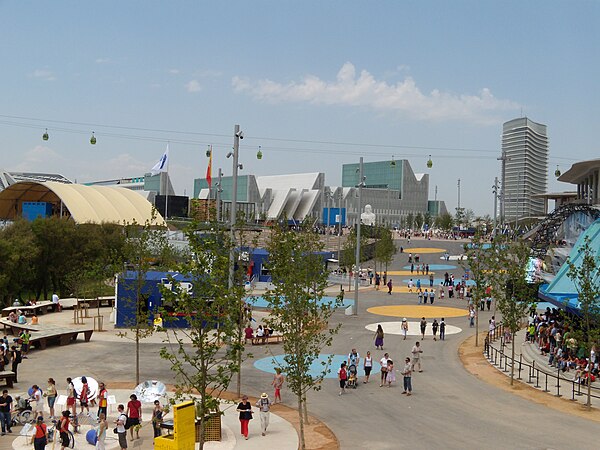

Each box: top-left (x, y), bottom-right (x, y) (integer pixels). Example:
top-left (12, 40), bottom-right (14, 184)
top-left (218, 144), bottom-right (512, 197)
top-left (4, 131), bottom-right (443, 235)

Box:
top-left (150, 144), bottom-right (169, 176)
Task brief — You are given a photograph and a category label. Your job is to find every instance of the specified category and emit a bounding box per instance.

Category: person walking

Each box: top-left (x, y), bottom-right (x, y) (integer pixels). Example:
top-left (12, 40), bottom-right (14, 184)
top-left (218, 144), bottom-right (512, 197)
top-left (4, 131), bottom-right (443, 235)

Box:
top-left (338, 362), bottom-right (348, 395)
top-left (59, 410), bottom-right (72, 450)
top-left (423, 289), bottom-right (428, 304)
top-left (379, 353), bottom-right (389, 387)
top-left (272, 368), bottom-right (285, 403)
top-left (236, 395), bottom-right (253, 439)
top-left (401, 318), bottom-right (409, 340)
top-left (411, 342), bottom-right (423, 372)
top-left (440, 318), bottom-right (446, 341)
top-left (420, 317), bottom-right (427, 340)
top-left (385, 359), bottom-right (396, 387)
top-left (429, 273), bottom-right (434, 287)
top-left (432, 319), bottom-right (439, 341)
top-left (417, 289), bottom-right (423, 304)
top-left (255, 393), bottom-right (271, 436)
top-left (30, 416), bottom-right (48, 450)
top-left (374, 324), bottom-right (384, 350)
top-left (151, 400), bottom-right (164, 438)
top-left (126, 394), bottom-right (142, 440)
top-left (401, 357), bottom-right (413, 396)
top-left (363, 351), bottom-right (373, 383)
top-left (469, 308), bottom-right (475, 328)
top-left (115, 405), bottom-right (127, 450)
top-left (429, 289), bottom-right (435, 305)
top-left (387, 279), bottom-right (393, 295)
top-left (79, 376), bottom-right (90, 416)
top-left (10, 345), bottom-right (21, 383)
top-left (65, 378), bottom-right (78, 433)
top-left (96, 412), bottom-right (108, 450)
top-left (0, 390), bottom-right (13, 435)
top-left (30, 385), bottom-right (44, 419)
top-left (45, 378), bottom-right (57, 419)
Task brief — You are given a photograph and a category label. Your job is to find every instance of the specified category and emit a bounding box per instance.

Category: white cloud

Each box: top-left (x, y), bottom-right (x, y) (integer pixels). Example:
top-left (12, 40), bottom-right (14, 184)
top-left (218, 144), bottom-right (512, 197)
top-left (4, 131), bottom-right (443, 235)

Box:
top-left (232, 62), bottom-right (520, 124)
top-left (95, 57), bottom-right (111, 64)
top-left (169, 68), bottom-right (180, 75)
top-left (29, 69), bottom-right (56, 81)
top-left (185, 80), bottom-right (202, 93)
top-left (13, 145), bottom-right (64, 171)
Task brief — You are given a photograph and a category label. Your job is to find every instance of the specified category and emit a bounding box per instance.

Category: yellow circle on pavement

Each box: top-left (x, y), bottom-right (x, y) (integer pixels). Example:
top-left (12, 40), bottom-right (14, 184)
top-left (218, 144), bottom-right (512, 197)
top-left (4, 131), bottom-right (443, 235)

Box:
top-left (367, 305), bottom-right (468, 318)
top-left (404, 247), bottom-right (446, 254)
top-left (386, 270), bottom-right (435, 276)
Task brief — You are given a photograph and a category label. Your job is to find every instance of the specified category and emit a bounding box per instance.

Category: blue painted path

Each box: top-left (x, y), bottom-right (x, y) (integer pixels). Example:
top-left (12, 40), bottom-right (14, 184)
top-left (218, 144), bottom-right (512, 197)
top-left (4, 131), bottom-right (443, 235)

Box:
top-left (402, 264), bottom-right (457, 271)
top-left (254, 354), bottom-right (382, 378)
top-left (247, 296), bottom-right (353, 309)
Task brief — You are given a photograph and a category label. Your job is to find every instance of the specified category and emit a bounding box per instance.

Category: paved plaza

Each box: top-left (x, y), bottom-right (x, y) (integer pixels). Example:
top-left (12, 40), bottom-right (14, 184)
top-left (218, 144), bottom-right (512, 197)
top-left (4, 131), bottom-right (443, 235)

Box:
top-left (1, 237), bottom-right (600, 449)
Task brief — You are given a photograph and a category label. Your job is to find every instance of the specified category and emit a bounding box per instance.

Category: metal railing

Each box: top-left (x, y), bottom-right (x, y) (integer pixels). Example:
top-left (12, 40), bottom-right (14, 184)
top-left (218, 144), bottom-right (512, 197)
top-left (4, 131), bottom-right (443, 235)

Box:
top-left (485, 323), bottom-right (600, 407)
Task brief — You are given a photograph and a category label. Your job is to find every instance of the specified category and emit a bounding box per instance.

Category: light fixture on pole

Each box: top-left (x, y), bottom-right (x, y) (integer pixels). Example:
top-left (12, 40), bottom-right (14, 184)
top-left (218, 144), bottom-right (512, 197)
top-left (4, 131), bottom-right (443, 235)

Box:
top-left (354, 157), bottom-right (366, 316)
top-left (90, 132), bottom-right (96, 145)
top-left (42, 128), bottom-right (49, 141)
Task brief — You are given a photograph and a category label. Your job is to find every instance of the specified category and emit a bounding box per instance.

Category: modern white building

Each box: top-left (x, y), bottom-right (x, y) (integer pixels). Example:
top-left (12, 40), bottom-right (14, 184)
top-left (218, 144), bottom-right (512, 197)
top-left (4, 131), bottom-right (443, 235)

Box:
top-left (501, 117), bottom-right (549, 221)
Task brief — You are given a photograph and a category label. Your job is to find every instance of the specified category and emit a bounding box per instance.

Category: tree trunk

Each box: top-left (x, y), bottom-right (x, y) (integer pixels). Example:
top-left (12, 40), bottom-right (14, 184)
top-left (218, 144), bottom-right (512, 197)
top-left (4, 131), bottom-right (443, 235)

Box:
top-left (297, 393), bottom-right (305, 450)
top-left (475, 305), bottom-right (479, 347)
top-left (135, 330), bottom-right (140, 385)
top-left (303, 396), bottom-right (309, 425)
top-left (510, 331), bottom-right (515, 386)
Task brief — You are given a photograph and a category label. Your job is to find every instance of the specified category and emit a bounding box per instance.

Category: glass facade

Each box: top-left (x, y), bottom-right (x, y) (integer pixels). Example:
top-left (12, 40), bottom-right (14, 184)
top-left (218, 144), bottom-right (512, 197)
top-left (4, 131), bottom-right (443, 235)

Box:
top-left (194, 175), bottom-right (249, 202)
top-left (342, 160), bottom-right (404, 191)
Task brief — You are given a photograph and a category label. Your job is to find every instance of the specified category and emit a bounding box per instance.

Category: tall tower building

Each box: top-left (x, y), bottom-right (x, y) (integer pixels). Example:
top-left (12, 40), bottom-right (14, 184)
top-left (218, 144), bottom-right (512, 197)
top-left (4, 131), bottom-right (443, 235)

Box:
top-left (501, 117), bottom-right (549, 221)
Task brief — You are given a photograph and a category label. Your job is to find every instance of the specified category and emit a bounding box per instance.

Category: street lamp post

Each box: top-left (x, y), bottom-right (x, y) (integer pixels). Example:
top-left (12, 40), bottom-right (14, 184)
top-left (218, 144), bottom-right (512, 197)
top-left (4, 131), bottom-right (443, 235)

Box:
top-left (492, 177), bottom-right (499, 236)
top-left (354, 157), bottom-right (365, 316)
top-left (216, 168), bottom-right (223, 223)
top-left (337, 190), bottom-right (343, 262)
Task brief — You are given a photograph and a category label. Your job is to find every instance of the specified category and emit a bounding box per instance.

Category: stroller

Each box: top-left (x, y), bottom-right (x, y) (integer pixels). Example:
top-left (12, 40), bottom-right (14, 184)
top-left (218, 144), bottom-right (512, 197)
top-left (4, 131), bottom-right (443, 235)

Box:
top-left (346, 364), bottom-right (358, 389)
top-left (11, 396), bottom-right (33, 425)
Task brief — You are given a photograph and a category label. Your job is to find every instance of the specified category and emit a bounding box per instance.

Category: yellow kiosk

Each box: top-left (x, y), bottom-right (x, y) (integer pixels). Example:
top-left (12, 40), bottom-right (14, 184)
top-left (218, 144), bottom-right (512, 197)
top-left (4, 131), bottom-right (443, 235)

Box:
top-left (154, 400), bottom-right (196, 450)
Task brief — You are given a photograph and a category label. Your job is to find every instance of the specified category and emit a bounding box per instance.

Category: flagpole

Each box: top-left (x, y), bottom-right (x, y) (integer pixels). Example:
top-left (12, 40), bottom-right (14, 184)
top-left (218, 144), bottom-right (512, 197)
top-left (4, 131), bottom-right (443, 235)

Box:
top-left (165, 143), bottom-right (170, 220)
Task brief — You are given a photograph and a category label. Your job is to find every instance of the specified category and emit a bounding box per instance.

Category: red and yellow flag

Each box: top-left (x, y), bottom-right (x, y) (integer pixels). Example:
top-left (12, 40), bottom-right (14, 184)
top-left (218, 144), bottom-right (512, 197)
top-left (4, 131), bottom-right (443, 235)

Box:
top-left (206, 145), bottom-right (213, 188)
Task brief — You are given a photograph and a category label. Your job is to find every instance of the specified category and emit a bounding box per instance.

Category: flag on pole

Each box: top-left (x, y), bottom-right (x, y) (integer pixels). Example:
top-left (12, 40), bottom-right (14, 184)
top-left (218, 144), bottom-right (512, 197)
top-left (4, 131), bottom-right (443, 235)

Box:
top-left (206, 145), bottom-right (213, 188)
top-left (150, 144), bottom-right (169, 175)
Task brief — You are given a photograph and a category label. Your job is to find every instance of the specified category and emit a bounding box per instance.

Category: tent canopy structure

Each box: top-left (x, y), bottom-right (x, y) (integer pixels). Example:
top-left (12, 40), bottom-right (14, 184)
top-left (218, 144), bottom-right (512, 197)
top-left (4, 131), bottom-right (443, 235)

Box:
top-left (0, 181), bottom-right (165, 225)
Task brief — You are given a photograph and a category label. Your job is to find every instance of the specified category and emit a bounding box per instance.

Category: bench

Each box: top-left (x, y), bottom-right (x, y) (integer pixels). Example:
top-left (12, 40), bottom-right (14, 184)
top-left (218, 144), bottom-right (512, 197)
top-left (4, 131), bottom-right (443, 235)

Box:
top-left (0, 318), bottom-right (93, 350)
top-left (251, 334), bottom-right (284, 345)
top-left (0, 371), bottom-right (16, 388)
top-left (0, 318), bottom-right (41, 335)
top-left (2, 301), bottom-right (54, 317)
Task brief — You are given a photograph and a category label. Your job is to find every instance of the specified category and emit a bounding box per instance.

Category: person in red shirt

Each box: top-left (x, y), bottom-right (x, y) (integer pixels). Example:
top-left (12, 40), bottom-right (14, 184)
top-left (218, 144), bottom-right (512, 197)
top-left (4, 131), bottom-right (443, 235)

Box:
top-left (126, 394), bottom-right (142, 440)
top-left (59, 410), bottom-right (71, 450)
top-left (30, 416), bottom-right (48, 450)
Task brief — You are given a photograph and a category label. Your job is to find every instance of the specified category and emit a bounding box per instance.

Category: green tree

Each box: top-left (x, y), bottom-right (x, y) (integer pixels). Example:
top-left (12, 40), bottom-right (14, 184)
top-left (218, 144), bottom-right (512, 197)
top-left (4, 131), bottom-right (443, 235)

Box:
top-left (566, 236), bottom-right (600, 409)
top-left (434, 212), bottom-right (454, 232)
top-left (406, 213), bottom-right (414, 230)
top-left (121, 214), bottom-right (174, 385)
top-left (487, 235), bottom-right (532, 385)
top-left (414, 213), bottom-right (424, 230)
top-left (0, 220), bottom-right (39, 304)
top-left (159, 223), bottom-right (245, 449)
top-left (374, 227), bottom-right (397, 275)
top-left (262, 225), bottom-right (343, 450)
top-left (462, 230), bottom-right (493, 347)
top-left (423, 212), bottom-right (432, 230)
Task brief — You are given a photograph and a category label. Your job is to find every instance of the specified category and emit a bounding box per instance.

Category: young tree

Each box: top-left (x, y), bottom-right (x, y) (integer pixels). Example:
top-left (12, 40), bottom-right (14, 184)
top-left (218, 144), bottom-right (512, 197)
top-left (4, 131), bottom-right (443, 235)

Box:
top-left (435, 212), bottom-right (454, 232)
top-left (487, 235), bottom-right (532, 385)
top-left (414, 213), bottom-right (424, 231)
top-left (462, 230), bottom-right (493, 347)
top-left (159, 223), bottom-right (246, 449)
top-left (406, 213), bottom-right (414, 230)
top-left (374, 227), bottom-right (397, 275)
top-left (120, 214), bottom-right (174, 385)
top-left (566, 236), bottom-right (600, 409)
top-left (262, 225), bottom-right (343, 450)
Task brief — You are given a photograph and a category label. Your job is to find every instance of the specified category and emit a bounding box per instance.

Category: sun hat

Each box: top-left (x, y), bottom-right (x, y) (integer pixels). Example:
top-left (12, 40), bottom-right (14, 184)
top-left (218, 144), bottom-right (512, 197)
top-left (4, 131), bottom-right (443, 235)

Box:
top-left (261, 393), bottom-right (268, 399)
top-left (402, 318), bottom-right (407, 321)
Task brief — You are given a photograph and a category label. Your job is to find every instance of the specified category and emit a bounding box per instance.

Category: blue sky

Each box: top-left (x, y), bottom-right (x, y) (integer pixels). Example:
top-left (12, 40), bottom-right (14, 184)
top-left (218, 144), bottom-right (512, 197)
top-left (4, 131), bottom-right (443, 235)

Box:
top-left (1, 1), bottom-right (598, 215)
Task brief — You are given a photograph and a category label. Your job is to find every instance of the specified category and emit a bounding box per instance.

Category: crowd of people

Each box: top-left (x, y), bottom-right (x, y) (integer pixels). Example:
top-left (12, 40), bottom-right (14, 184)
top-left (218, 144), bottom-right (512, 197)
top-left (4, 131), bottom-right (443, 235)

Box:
top-left (529, 307), bottom-right (599, 386)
